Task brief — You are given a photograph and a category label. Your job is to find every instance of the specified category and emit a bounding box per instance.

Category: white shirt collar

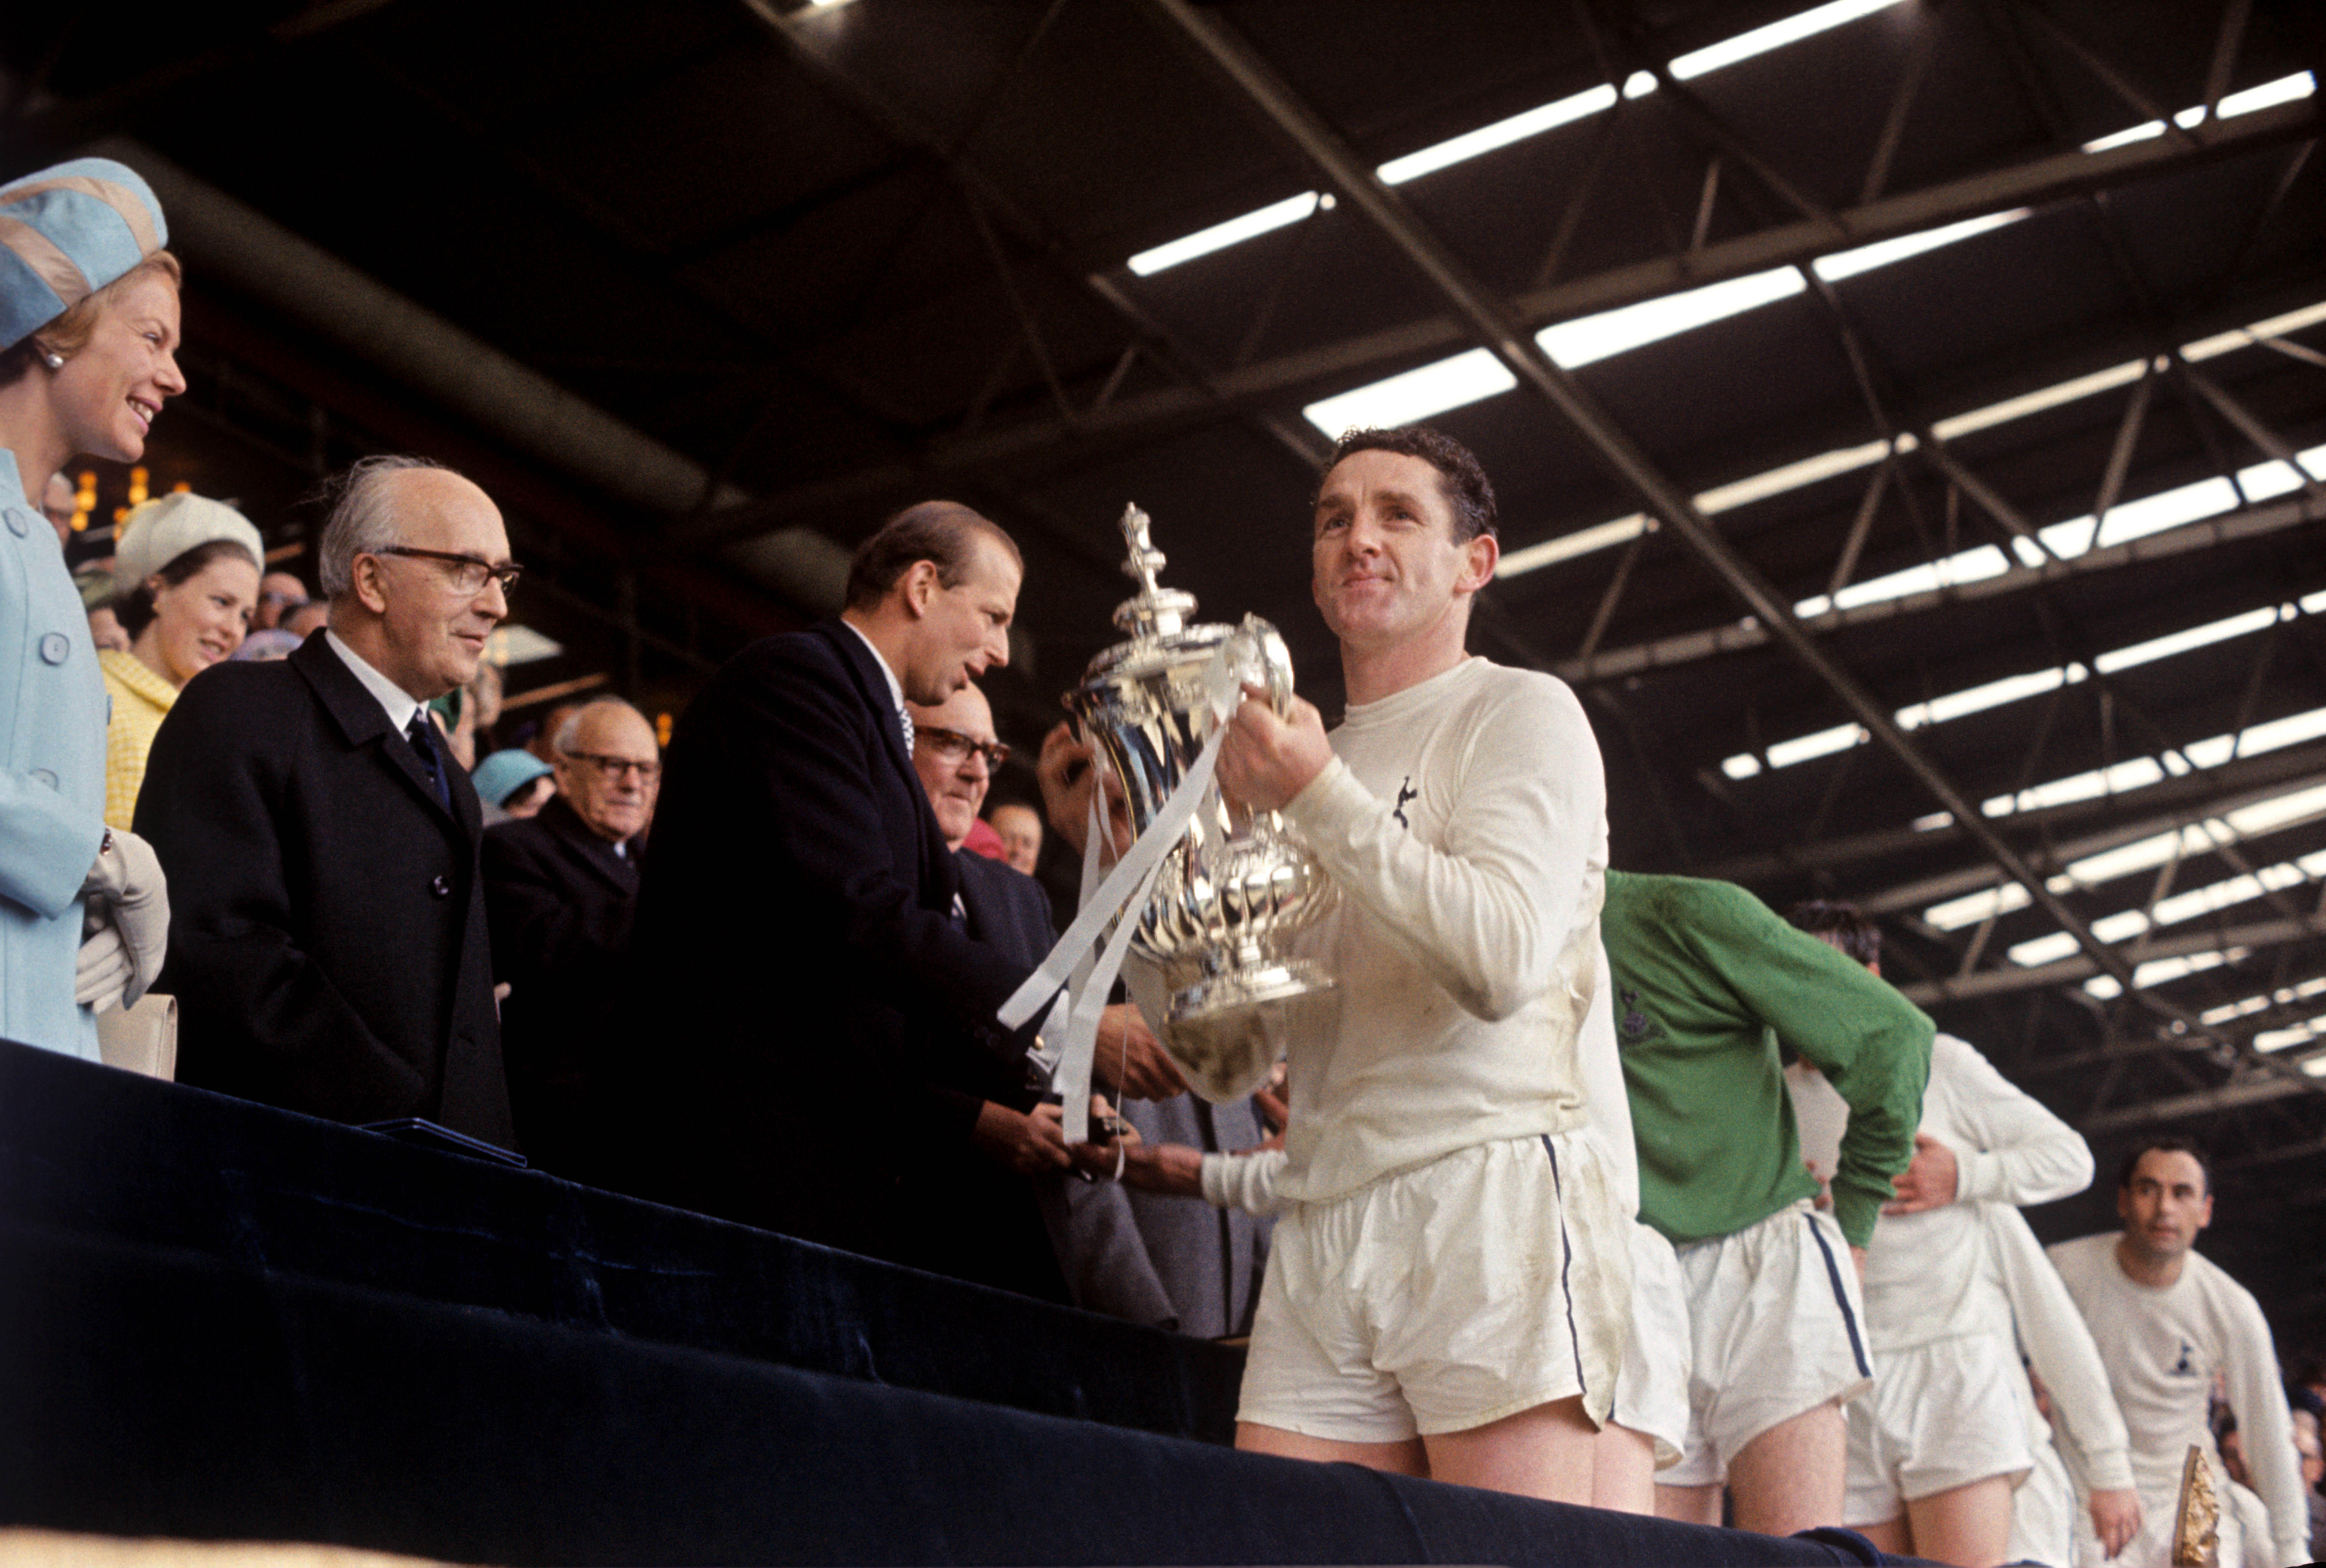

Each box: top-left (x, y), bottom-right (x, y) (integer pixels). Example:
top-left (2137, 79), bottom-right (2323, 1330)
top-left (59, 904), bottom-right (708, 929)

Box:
top-left (324, 629), bottom-right (430, 737)
top-left (840, 617), bottom-right (907, 716)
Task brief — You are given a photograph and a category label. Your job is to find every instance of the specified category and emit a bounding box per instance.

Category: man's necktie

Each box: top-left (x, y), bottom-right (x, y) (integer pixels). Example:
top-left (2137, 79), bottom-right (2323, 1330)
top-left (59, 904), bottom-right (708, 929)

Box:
top-left (405, 713), bottom-right (452, 810)
top-left (897, 703), bottom-right (914, 753)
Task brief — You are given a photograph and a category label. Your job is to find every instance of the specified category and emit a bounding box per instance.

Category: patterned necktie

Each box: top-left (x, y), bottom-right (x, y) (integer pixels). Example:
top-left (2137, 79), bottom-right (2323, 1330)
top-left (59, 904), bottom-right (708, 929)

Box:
top-left (898, 703), bottom-right (914, 753)
top-left (405, 712), bottom-right (451, 810)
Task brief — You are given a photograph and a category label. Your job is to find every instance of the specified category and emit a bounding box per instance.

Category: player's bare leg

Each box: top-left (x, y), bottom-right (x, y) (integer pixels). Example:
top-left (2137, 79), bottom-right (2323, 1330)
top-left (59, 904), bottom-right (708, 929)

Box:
top-left (1594, 1422), bottom-right (1658, 1515)
top-left (1422, 1396), bottom-right (1597, 1505)
top-left (1235, 1423), bottom-right (1427, 1476)
top-left (1726, 1400), bottom-right (1846, 1537)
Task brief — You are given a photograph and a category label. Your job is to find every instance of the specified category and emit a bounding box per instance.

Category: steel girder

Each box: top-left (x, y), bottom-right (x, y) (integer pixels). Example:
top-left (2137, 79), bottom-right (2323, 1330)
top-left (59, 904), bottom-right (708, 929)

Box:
top-left (674, 92), bottom-right (2323, 547)
top-left (1131, 0), bottom-right (2323, 1107)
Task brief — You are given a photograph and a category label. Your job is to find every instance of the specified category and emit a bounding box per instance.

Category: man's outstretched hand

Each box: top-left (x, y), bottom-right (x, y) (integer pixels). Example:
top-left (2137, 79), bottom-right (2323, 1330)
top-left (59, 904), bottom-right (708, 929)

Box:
top-left (1094, 1001), bottom-right (1189, 1101)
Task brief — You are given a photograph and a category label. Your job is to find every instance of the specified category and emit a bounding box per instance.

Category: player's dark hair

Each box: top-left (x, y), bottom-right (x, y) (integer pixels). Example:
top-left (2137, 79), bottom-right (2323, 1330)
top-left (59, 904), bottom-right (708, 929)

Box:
top-left (1319, 425), bottom-right (1498, 543)
top-left (1785, 899), bottom-right (1882, 970)
top-left (2116, 1134), bottom-right (2212, 1196)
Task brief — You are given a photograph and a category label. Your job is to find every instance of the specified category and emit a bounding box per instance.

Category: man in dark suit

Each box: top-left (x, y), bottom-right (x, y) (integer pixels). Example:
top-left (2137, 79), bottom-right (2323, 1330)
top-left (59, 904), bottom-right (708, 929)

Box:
top-left (136, 455), bottom-right (517, 1150)
top-left (481, 697), bottom-right (657, 1178)
top-left (910, 679), bottom-right (1181, 1323)
top-left (629, 501), bottom-right (1070, 1291)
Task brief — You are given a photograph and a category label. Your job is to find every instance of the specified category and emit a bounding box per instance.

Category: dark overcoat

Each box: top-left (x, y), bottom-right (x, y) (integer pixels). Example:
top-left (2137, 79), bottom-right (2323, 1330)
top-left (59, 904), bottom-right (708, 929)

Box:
top-left (626, 619), bottom-right (1047, 1274)
top-left (481, 791), bottom-right (638, 1176)
top-left (135, 633), bottom-right (512, 1148)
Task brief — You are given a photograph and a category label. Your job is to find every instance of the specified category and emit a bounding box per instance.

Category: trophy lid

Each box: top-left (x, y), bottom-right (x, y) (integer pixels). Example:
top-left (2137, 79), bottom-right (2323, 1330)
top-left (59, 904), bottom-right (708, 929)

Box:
top-left (1110, 503), bottom-right (1198, 639)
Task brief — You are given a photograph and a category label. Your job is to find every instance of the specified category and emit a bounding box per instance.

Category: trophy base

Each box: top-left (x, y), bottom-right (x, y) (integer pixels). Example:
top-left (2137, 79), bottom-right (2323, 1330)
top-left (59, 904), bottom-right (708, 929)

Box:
top-left (1161, 960), bottom-right (1337, 1104)
top-left (1172, 958), bottom-right (1335, 1022)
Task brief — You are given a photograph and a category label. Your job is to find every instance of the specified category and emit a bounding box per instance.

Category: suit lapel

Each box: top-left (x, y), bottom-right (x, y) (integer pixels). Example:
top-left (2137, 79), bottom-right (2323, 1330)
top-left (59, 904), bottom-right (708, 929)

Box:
top-left (815, 620), bottom-right (956, 909)
top-left (291, 635), bottom-right (471, 836)
top-left (539, 795), bottom-right (637, 893)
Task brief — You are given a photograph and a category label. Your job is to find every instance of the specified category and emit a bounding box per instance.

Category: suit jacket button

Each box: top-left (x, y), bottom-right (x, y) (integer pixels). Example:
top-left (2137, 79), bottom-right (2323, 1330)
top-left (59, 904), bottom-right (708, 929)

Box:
top-left (31, 769), bottom-right (57, 789)
top-left (430, 874), bottom-right (452, 898)
top-left (38, 632), bottom-right (70, 664)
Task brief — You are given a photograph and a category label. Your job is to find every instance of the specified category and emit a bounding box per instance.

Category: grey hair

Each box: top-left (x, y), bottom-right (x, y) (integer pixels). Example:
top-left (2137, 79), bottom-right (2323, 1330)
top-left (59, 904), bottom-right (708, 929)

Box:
top-left (555, 696), bottom-right (651, 756)
top-left (316, 454), bottom-right (460, 598)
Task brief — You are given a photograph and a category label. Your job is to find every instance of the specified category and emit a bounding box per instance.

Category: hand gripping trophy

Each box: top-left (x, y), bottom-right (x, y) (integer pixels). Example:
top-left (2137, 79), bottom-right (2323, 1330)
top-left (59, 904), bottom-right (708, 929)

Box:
top-left (1038, 503), bottom-right (1336, 1103)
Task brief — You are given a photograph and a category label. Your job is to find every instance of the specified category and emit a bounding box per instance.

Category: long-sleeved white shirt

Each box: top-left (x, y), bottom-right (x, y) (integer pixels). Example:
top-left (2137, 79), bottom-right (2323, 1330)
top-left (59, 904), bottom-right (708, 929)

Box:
top-left (2048, 1233), bottom-right (2310, 1567)
top-left (1202, 941), bottom-right (1633, 1219)
top-left (1248, 655), bottom-right (1607, 1205)
top-left (1982, 1201), bottom-right (2136, 1493)
top-left (1789, 1031), bottom-right (2092, 1351)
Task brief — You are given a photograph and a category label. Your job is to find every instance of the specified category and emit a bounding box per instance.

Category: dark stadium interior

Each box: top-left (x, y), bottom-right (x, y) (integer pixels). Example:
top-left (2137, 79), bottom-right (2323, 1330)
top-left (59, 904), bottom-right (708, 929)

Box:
top-left (3, 0), bottom-right (2322, 1346)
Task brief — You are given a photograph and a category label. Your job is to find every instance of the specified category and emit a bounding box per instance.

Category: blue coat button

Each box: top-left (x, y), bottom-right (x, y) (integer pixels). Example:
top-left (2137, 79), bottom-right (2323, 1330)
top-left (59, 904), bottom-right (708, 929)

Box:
top-left (4, 509), bottom-right (25, 537)
top-left (38, 632), bottom-right (70, 664)
top-left (31, 769), bottom-right (57, 789)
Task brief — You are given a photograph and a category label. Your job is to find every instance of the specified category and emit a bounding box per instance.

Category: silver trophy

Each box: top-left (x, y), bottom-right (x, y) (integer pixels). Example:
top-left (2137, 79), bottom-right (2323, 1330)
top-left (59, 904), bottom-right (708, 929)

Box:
top-left (1066, 504), bottom-right (1335, 1101)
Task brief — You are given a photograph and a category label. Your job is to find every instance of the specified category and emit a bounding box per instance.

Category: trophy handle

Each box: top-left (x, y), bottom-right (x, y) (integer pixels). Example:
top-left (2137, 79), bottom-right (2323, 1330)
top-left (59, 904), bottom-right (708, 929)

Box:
top-left (1236, 615), bottom-right (1296, 719)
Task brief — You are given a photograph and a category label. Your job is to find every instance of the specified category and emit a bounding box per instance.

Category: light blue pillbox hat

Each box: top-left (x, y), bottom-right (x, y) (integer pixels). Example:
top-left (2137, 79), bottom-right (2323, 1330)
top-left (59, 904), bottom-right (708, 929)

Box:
top-left (0, 157), bottom-right (170, 352)
top-left (472, 748), bottom-right (554, 808)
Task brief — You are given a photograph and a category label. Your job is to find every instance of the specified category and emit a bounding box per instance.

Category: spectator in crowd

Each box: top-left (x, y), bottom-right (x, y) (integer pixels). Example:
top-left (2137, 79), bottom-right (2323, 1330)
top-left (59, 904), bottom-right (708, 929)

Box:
top-left (2292, 1405), bottom-right (2323, 1548)
top-left (631, 501), bottom-right (1163, 1297)
top-left (137, 455), bottom-right (518, 1149)
top-left (2049, 1140), bottom-right (2310, 1568)
top-left (98, 493), bottom-right (263, 828)
top-left (481, 697), bottom-right (656, 1176)
top-left (959, 810), bottom-right (1010, 863)
top-left (0, 157), bottom-right (182, 1058)
top-left (904, 679), bottom-right (1158, 1313)
top-left (230, 627), bottom-right (301, 662)
top-left (1783, 900), bottom-right (2133, 1565)
top-left (524, 700), bottom-right (582, 765)
top-left (82, 578), bottom-right (131, 653)
top-left (42, 471), bottom-right (75, 543)
top-left (987, 800), bottom-right (1043, 877)
top-left (1600, 870), bottom-right (1929, 1535)
top-left (472, 746), bottom-right (554, 825)
top-left (281, 598), bottom-right (329, 638)
top-left (462, 659), bottom-right (503, 759)
top-left (254, 570), bottom-right (307, 630)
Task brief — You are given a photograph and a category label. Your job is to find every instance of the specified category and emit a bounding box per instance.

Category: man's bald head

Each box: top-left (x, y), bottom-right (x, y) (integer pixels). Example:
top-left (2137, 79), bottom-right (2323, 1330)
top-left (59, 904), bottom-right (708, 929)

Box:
top-left (554, 699), bottom-right (660, 844)
top-left (908, 682), bottom-right (1000, 851)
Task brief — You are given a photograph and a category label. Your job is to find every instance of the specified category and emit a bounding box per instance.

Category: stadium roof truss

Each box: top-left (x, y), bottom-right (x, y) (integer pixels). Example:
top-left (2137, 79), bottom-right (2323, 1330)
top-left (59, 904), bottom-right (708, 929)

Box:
top-left (5, 0), bottom-right (2321, 1322)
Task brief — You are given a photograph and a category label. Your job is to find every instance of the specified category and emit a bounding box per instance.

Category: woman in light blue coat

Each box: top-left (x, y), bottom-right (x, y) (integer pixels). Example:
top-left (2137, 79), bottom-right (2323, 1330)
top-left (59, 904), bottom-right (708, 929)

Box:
top-left (0, 159), bottom-right (184, 1058)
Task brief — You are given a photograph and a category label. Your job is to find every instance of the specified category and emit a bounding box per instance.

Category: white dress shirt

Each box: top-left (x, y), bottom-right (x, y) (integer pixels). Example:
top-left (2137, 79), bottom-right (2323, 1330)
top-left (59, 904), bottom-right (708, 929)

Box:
top-left (324, 630), bottom-right (430, 737)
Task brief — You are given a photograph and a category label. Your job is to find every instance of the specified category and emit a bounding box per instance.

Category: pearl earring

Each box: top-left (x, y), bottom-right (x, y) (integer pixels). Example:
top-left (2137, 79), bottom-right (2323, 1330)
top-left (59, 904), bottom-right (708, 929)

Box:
top-left (40, 351), bottom-right (64, 370)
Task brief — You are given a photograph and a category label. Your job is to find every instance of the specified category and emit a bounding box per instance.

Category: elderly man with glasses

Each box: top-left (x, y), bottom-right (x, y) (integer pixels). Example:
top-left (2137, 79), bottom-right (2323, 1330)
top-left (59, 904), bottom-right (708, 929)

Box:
top-left (479, 699), bottom-right (659, 1177)
top-left (136, 455), bottom-right (520, 1150)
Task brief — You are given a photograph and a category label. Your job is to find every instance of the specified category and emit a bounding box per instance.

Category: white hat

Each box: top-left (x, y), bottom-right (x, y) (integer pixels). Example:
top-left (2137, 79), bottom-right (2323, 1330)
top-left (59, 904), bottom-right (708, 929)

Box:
top-left (113, 492), bottom-right (265, 590)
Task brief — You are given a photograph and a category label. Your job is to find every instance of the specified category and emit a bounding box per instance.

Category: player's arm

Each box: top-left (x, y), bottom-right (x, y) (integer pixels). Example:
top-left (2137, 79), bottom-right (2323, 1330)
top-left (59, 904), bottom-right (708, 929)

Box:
top-left (1241, 677), bottom-right (1604, 1023)
top-left (2220, 1289), bottom-right (2312, 1565)
top-left (1938, 1035), bottom-right (2094, 1207)
top-left (1684, 885), bottom-right (1931, 1247)
top-left (1984, 1207), bottom-right (2137, 1483)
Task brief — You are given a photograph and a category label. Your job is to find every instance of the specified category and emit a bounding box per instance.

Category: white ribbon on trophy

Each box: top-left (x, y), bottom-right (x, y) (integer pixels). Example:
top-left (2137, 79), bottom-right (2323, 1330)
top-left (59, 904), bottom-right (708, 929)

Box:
top-left (997, 629), bottom-right (1255, 1143)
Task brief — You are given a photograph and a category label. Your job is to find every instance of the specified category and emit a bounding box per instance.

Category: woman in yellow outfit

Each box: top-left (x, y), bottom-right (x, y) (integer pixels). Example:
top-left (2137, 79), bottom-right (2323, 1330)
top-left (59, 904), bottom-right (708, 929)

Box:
top-left (100, 492), bottom-right (262, 828)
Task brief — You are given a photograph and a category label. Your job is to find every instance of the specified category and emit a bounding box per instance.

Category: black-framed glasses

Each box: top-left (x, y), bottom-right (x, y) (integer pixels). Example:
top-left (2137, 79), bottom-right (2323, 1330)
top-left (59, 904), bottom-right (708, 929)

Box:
top-left (916, 725), bottom-right (1009, 770)
top-left (373, 545), bottom-right (523, 598)
top-left (561, 750), bottom-right (661, 782)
